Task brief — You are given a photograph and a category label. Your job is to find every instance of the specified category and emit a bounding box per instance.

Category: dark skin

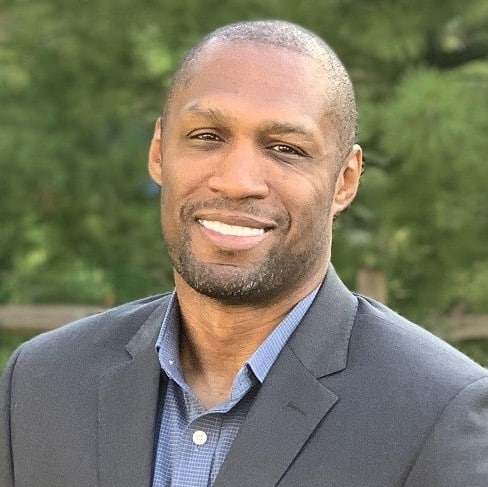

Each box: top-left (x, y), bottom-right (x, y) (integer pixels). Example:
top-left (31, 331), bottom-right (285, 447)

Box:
top-left (148, 42), bottom-right (363, 408)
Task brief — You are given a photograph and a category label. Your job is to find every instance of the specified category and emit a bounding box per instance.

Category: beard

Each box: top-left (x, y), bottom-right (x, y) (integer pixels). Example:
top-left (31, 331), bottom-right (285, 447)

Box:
top-left (163, 198), bottom-right (330, 305)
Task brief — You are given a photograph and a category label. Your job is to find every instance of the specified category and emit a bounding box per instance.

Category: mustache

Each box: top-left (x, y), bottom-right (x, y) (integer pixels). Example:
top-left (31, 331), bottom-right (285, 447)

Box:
top-left (180, 198), bottom-right (290, 229)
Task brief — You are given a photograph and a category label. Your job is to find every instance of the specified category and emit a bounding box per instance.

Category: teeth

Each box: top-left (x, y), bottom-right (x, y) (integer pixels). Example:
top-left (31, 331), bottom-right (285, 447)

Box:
top-left (199, 219), bottom-right (265, 237)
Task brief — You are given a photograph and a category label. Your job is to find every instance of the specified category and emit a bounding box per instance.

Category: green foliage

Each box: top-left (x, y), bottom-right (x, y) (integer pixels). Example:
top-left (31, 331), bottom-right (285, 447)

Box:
top-left (369, 66), bottom-right (488, 316)
top-left (0, 0), bottom-right (487, 334)
top-left (0, 0), bottom-right (176, 303)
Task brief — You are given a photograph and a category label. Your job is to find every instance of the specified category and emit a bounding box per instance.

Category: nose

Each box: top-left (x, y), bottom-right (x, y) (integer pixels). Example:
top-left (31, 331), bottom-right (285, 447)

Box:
top-left (207, 142), bottom-right (270, 199)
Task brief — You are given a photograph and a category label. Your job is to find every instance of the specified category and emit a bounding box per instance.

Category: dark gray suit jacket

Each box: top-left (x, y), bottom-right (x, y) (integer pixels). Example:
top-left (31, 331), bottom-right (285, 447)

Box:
top-left (1, 267), bottom-right (488, 486)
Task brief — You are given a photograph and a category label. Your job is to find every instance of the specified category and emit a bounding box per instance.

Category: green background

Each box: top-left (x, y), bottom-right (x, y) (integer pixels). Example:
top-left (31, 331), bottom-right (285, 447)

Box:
top-left (1, 0), bottom-right (487, 369)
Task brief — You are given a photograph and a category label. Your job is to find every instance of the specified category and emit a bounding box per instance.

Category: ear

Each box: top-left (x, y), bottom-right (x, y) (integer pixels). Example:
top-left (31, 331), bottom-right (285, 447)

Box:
top-left (148, 117), bottom-right (163, 185)
top-left (332, 144), bottom-right (363, 216)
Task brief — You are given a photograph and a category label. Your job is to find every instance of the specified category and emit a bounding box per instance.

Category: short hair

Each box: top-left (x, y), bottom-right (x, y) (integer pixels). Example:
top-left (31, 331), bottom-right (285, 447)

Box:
top-left (164, 20), bottom-right (357, 161)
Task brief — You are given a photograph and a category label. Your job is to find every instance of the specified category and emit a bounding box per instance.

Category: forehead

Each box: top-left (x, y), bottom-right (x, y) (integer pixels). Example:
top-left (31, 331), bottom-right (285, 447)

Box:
top-left (168, 42), bottom-right (333, 125)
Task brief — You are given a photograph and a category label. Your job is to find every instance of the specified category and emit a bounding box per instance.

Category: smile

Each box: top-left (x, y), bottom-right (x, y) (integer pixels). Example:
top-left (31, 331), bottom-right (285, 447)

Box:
top-left (198, 219), bottom-right (266, 237)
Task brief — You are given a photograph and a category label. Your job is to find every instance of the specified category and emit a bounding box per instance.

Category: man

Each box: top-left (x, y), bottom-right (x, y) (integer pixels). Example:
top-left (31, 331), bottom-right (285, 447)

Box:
top-left (1, 20), bottom-right (487, 487)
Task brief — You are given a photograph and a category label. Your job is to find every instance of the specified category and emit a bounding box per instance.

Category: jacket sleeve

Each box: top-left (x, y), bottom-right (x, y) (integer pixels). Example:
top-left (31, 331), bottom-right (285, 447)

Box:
top-left (404, 376), bottom-right (488, 486)
top-left (0, 346), bottom-right (24, 487)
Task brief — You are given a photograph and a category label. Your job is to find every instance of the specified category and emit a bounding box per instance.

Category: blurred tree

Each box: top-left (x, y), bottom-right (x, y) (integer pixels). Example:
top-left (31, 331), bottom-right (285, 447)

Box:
top-left (0, 0), bottom-right (487, 324)
top-left (0, 0), bottom-right (175, 303)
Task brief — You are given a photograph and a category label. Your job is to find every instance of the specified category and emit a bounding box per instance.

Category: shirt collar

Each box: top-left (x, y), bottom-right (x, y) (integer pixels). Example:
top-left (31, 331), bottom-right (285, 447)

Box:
top-left (155, 293), bottom-right (188, 391)
top-left (246, 287), bottom-right (319, 382)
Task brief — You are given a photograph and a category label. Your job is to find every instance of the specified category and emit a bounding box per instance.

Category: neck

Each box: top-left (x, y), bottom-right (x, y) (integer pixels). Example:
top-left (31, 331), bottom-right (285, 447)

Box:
top-left (174, 269), bottom-right (326, 407)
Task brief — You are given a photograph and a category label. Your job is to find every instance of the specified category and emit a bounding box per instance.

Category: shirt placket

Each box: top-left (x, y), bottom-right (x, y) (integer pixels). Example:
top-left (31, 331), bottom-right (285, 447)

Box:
top-left (173, 406), bottom-right (223, 487)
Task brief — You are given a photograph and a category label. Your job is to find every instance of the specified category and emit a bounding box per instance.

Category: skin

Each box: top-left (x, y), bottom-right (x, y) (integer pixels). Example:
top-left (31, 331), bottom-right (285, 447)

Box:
top-left (148, 41), bottom-right (363, 408)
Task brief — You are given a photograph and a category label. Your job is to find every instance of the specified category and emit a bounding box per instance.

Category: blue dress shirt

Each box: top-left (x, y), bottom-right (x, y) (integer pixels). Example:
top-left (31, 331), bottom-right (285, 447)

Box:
top-left (152, 287), bottom-right (319, 487)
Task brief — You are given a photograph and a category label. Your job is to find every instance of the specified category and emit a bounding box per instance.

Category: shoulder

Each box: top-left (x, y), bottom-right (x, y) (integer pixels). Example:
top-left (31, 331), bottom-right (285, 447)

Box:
top-left (350, 294), bottom-right (487, 391)
top-left (328, 293), bottom-right (488, 481)
top-left (5, 293), bottom-right (172, 374)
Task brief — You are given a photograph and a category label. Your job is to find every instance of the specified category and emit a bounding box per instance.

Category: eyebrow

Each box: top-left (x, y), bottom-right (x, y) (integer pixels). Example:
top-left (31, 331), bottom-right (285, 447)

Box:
top-left (185, 104), bottom-right (230, 123)
top-left (259, 121), bottom-right (314, 138)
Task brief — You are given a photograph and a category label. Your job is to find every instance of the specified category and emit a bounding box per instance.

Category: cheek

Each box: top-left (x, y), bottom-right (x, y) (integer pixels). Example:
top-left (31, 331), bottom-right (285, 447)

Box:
top-left (283, 176), bottom-right (334, 216)
top-left (283, 179), bottom-right (336, 240)
top-left (160, 170), bottom-right (197, 215)
top-left (159, 162), bottom-right (212, 239)
top-left (161, 146), bottom-right (212, 196)
top-left (159, 178), bottom-right (183, 236)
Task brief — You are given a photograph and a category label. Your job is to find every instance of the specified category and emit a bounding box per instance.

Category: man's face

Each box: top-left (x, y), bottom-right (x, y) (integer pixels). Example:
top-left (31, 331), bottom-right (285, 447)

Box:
top-left (150, 42), bottom-right (361, 304)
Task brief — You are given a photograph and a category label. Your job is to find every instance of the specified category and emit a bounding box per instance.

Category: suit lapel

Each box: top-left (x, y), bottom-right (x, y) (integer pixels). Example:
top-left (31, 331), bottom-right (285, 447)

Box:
top-left (213, 346), bottom-right (338, 487)
top-left (98, 299), bottom-right (170, 487)
top-left (215, 266), bottom-right (358, 487)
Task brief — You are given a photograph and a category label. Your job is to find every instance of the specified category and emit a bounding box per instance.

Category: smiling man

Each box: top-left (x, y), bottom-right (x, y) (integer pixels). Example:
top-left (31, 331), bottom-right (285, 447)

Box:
top-left (2, 20), bottom-right (488, 487)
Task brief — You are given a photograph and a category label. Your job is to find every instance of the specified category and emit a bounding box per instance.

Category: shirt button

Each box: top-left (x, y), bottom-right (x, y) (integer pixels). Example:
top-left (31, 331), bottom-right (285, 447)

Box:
top-left (192, 430), bottom-right (208, 446)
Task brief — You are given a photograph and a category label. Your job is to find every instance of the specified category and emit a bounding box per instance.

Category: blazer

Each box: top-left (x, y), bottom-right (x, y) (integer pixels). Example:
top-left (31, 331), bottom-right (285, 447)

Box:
top-left (1, 266), bottom-right (488, 486)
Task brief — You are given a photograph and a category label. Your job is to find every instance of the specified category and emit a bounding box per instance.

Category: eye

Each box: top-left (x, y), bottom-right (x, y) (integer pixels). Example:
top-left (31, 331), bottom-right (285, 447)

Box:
top-left (269, 143), bottom-right (307, 157)
top-left (188, 131), bottom-right (223, 142)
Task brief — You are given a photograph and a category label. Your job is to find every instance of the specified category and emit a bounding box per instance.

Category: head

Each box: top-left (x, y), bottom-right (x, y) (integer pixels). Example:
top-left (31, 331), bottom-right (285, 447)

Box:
top-left (165, 20), bottom-right (357, 161)
top-left (149, 20), bottom-right (363, 305)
